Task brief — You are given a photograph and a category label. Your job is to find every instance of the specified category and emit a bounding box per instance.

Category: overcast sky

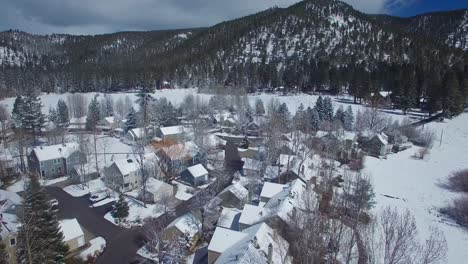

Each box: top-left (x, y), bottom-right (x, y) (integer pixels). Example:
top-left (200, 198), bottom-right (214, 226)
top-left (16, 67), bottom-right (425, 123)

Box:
top-left (0, 0), bottom-right (466, 35)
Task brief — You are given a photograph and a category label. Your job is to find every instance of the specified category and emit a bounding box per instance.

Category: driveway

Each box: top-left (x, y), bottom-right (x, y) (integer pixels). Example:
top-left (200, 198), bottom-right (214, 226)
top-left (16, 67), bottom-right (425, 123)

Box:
top-left (46, 186), bottom-right (144, 264)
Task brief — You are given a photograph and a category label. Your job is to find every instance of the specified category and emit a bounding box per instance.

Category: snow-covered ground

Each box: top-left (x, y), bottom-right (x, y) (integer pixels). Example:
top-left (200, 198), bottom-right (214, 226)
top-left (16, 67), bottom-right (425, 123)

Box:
top-left (7, 176), bottom-right (70, 192)
top-left (63, 179), bottom-right (107, 197)
top-left (172, 180), bottom-right (194, 201)
top-left (364, 113), bottom-right (468, 264)
top-left (78, 237), bottom-right (106, 261)
top-left (104, 197), bottom-right (166, 228)
top-left (0, 89), bottom-right (413, 123)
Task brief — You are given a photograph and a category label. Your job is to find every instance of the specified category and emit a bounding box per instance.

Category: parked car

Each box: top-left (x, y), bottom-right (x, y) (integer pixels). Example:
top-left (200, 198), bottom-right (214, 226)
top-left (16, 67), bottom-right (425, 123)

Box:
top-left (49, 199), bottom-right (59, 207)
top-left (89, 192), bottom-right (109, 203)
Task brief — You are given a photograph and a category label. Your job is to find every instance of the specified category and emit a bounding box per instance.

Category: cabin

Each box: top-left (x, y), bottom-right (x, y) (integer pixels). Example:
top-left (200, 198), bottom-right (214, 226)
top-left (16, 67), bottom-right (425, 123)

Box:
top-left (98, 116), bottom-right (119, 131)
top-left (361, 133), bottom-right (392, 156)
top-left (180, 164), bottom-right (208, 186)
top-left (368, 91), bottom-right (392, 107)
top-left (28, 143), bottom-right (86, 179)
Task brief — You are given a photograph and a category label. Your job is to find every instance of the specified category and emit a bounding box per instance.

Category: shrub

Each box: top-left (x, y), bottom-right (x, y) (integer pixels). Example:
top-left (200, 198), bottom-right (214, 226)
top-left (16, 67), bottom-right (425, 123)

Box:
top-left (440, 196), bottom-right (468, 228)
top-left (447, 169), bottom-right (468, 192)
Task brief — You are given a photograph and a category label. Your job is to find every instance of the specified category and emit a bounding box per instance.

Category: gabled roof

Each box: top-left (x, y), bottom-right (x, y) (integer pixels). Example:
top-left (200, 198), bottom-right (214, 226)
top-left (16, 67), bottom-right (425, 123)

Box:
top-left (0, 213), bottom-right (19, 238)
top-left (32, 142), bottom-right (80, 161)
top-left (242, 158), bottom-right (262, 171)
top-left (0, 189), bottom-right (22, 206)
top-left (113, 158), bottom-right (139, 176)
top-left (104, 116), bottom-right (116, 124)
top-left (160, 125), bottom-right (184, 136)
top-left (69, 116), bottom-right (87, 124)
top-left (218, 207), bottom-right (242, 230)
top-left (187, 164), bottom-right (208, 178)
top-left (59, 218), bottom-right (84, 241)
top-left (260, 182), bottom-right (286, 200)
top-left (145, 177), bottom-right (173, 194)
top-left (214, 223), bottom-right (291, 264)
top-left (220, 182), bottom-right (249, 201)
top-left (209, 227), bottom-right (248, 254)
top-left (167, 212), bottom-right (201, 238)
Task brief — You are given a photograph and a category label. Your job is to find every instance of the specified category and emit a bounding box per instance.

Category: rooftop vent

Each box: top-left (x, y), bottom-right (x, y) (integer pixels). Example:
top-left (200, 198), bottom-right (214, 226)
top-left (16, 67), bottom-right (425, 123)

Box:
top-left (127, 159), bottom-right (133, 163)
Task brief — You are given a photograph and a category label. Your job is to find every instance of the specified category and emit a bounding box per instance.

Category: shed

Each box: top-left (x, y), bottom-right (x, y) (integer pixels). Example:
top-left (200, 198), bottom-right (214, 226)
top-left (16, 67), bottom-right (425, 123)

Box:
top-left (180, 164), bottom-right (208, 186)
top-left (143, 177), bottom-right (174, 203)
top-left (59, 219), bottom-right (85, 251)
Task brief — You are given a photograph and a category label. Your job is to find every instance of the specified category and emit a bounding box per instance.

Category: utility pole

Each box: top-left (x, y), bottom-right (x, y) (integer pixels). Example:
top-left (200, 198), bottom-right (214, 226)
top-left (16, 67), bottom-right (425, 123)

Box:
top-left (439, 129), bottom-right (444, 147)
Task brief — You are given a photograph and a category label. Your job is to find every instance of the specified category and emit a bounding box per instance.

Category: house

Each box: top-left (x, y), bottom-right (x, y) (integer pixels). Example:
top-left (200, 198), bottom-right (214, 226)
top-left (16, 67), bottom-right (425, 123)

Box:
top-left (68, 116), bottom-right (87, 131)
top-left (28, 143), bottom-right (87, 179)
top-left (241, 158), bottom-right (262, 177)
top-left (217, 207), bottom-right (242, 230)
top-left (156, 141), bottom-right (201, 174)
top-left (59, 218), bottom-right (86, 252)
top-left (259, 182), bottom-right (286, 203)
top-left (142, 177), bottom-right (174, 203)
top-left (0, 146), bottom-right (18, 180)
top-left (209, 223), bottom-right (292, 264)
top-left (361, 133), bottom-right (392, 156)
top-left (369, 91), bottom-right (392, 107)
top-left (180, 164), bottom-right (208, 186)
top-left (99, 116), bottom-right (119, 131)
top-left (0, 213), bottom-right (20, 263)
top-left (104, 157), bottom-right (141, 192)
top-left (238, 180), bottom-right (308, 231)
top-left (125, 128), bottom-right (144, 142)
top-left (218, 182), bottom-right (249, 209)
top-left (0, 190), bottom-right (22, 213)
top-left (164, 212), bottom-right (201, 249)
top-left (157, 125), bottom-right (185, 141)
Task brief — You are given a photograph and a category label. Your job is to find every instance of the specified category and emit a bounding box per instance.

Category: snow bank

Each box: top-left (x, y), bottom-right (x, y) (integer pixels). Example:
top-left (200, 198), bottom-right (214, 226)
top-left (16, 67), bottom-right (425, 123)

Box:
top-left (79, 237), bottom-right (106, 260)
top-left (63, 179), bottom-right (106, 197)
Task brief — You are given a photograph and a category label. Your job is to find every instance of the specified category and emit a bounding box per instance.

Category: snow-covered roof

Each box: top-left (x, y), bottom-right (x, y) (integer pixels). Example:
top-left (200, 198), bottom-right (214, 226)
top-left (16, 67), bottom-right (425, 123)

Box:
top-left (104, 116), bottom-right (116, 124)
top-left (218, 207), bottom-right (242, 230)
top-left (145, 177), bottom-right (173, 194)
top-left (69, 116), bottom-right (87, 124)
top-left (160, 125), bottom-right (184, 136)
top-left (32, 142), bottom-right (80, 161)
top-left (167, 212), bottom-right (201, 238)
top-left (128, 128), bottom-right (144, 139)
top-left (160, 141), bottom-right (199, 161)
top-left (221, 182), bottom-right (249, 201)
top-left (59, 218), bottom-right (84, 241)
top-left (209, 227), bottom-right (248, 254)
top-left (0, 189), bottom-right (23, 206)
top-left (242, 158), bottom-right (262, 171)
top-left (113, 158), bottom-right (139, 176)
top-left (214, 223), bottom-right (292, 264)
top-left (376, 133), bottom-right (389, 145)
top-left (238, 204), bottom-right (265, 227)
top-left (260, 182), bottom-right (286, 200)
top-left (0, 213), bottom-right (19, 238)
top-left (186, 164), bottom-right (208, 178)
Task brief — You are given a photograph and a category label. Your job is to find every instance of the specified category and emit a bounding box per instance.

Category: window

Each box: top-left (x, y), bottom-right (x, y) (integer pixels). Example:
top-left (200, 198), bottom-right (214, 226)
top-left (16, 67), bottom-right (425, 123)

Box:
top-left (51, 168), bottom-right (55, 173)
top-left (40, 161), bottom-right (44, 167)
top-left (10, 238), bottom-right (16, 246)
top-left (124, 183), bottom-right (130, 188)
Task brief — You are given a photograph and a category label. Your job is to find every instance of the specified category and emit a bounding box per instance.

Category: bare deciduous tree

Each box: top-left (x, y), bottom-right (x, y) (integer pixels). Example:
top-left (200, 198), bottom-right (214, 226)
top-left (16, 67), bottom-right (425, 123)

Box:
top-left (67, 94), bottom-right (88, 118)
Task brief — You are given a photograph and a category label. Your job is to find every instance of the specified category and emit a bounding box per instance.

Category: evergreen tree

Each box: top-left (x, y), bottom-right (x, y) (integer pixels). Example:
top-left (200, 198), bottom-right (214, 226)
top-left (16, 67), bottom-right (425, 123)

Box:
top-left (444, 71), bottom-right (464, 117)
top-left (306, 107), bottom-right (320, 131)
top-left (20, 87), bottom-right (46, 144)
top-left (323, 97), bottom-right (334, 122)
top-left (86, 96), bottom-right (101, 130)
top-left (255, 98), bottom-right (265, 116)
top-left (49, 107), bottom-right (59, 125)
top-left (56, 99), bottom-right (69, 127)
top-left (112, 193), bottom-right (129, 221)
top-left (334, 105), bottom-right (345, 125)
top-left (124, 107), bottom-right (137, 133)
top-left (0, 225), bottom-right (8, 264)
top-left (11, 96), bottom-right (23, 128)
top-left (293, 103), bottom-right (307, 131)
top-left (343, 106), bottom-right (354, 131)
top-left (104, 94), bottom-right (114, 117)
top-left (314, 96), bottom-right (325, 121)
top-left (16, 175), bottom-right (69, 264)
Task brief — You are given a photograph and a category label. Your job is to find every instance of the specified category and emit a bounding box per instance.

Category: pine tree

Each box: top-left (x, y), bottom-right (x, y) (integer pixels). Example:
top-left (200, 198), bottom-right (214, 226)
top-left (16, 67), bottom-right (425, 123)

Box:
top-left (20, 87), bottom-right (46, 144)
top-left (56, 99), bottom-right (69, 127)
top-left (334, 105), bottom-right (345, 125)
top-left (255, 98), bottom-right (265, 116)
top-left (306, 107), bottom-right (320, 131)
top-left (86, 96), bottom-right (101, 130)
top-left (293, 103), bottom-right (307, 131)
top-left (124, 107), bottom-right (137, 133)
top-left (112, 193), bottom-right (129, 221)
top-left (314, 96), bottom-right (324, 121)
top-left (104, 94), bottom-right (114, 117)
top-left (11, 96), bottom-right (23, 128)
top-left (444, 71), bottom-right (464, 117)
top-left (343, 106), bottom-right (354, 131)
top-left (323, 97), bottom-right (334, 122)
top-left (16, 175), bottom-right (69, 264)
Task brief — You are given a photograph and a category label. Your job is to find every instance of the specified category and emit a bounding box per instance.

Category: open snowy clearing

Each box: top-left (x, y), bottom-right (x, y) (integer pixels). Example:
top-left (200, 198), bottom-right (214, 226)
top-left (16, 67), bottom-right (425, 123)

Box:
top-left (63, 178), bottom-right (107, 197)
top-left (0, 88), bottom-right (414, 123)
top-left (104, 197), bottom-right (166, 228)
top-left (364, 112), bottom-right (468, 264)
top-left (7, 176), bottom-right (70, 193)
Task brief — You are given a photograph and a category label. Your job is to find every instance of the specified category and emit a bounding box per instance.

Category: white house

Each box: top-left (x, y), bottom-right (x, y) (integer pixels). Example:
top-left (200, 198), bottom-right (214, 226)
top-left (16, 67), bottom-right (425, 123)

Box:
top-left (180, 164), bottom-right (208, 186)
top-left (59, 218), bottom-right (85, 251)
top-left (126, 128), bottom-right (144, 142)
top-left (98, 116), bottom-right (119, 131)
top-left (157, 125), bottom-right (185, 141)
top-left (259, 182), bottom-right (286, 203)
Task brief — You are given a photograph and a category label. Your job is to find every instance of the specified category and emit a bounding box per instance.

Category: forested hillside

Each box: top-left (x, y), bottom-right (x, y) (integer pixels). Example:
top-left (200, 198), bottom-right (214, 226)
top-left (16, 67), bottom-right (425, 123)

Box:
top-left (0, 0), bottom-right (467, 115)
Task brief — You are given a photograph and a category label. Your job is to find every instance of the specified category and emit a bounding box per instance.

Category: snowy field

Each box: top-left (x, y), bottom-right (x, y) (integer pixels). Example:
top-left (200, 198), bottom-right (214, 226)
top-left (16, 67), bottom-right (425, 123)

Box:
top-left (364, 112), bottom-right (468, 264)
top-left (0, 88), bottom-right (414, 123)
top-left (63, 179), bottom-right (107, 197)
top-left (104, 197), bottom-right (165, 228)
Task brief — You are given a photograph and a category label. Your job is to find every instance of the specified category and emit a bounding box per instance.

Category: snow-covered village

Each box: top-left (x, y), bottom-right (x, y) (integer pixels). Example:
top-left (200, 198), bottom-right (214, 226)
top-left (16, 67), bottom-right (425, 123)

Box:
top-left (1, 0), bottom-right (468, 264)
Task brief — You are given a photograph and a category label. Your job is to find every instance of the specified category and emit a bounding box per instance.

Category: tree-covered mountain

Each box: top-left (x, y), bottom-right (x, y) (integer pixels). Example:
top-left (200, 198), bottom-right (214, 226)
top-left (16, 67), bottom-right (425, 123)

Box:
top-left (0, 0), bottom-right (467, 114)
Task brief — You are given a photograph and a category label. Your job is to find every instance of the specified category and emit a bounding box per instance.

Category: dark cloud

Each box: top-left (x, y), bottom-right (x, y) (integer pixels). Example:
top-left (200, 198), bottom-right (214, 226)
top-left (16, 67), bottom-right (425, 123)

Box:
top-left (0, 0), bottom-right (395, 35)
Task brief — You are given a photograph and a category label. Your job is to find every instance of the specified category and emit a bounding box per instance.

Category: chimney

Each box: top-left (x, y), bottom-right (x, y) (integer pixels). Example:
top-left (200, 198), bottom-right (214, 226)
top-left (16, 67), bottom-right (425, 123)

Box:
top-left (267, 243), bottom-right (273, 264)
top-left (251, 236), bottom-right (260, 249)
